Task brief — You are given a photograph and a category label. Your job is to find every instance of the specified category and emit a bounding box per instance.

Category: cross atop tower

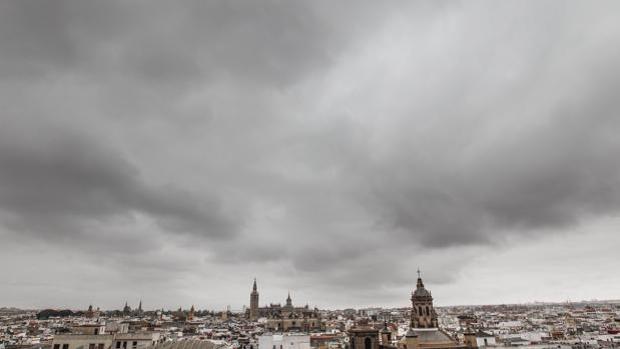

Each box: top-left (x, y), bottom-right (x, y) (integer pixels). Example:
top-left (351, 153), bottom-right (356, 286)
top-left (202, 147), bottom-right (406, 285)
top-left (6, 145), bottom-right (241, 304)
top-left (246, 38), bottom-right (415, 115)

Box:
top-left (417, 267), bottom-right (421, 278)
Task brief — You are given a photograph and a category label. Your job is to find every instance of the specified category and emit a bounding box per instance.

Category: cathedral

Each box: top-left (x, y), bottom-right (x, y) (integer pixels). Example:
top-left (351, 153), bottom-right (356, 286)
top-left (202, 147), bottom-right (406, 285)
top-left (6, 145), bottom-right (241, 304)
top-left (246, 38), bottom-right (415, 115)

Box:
top-left (247, 279), bottom-right (323, 332)
top-left (349, 271), bottom-right (473, 349)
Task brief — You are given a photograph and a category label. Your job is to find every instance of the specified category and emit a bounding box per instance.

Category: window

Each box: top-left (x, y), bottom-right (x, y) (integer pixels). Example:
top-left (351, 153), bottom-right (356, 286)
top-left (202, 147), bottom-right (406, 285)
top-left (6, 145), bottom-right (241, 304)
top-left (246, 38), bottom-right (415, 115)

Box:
top-left (272, 346), bottom-right (276, 349)
top-left (132, 342), bottom-right (137, 348)
top-left (484, 339), bottom-right (488, 346)
top-left (63, 344), bottom-right (69, 349)
top-left (426, 306), bottom-right (429, 316)
top-left (94, 329), bottom-right (99, 335)
top-left (99, 344), bottom-right (104, 349)
top-left (54, 345), bottom-right (60, 349)
top-left (123, 342), bottom-right (127, 349)
top-left (89, 343), bottom-right (96, 349)
top-left (117, 342), bottom-right (121, 349)
top-left (364, 337), bottom-right (372, 349)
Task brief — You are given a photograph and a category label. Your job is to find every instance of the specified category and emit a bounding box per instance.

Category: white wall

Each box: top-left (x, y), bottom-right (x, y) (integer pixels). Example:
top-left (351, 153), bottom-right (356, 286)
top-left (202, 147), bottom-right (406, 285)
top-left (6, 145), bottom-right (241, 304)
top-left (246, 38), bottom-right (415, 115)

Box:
top-left (258, 334), bottom-right (310, 349)
top-left (476, 337), bottom-right (496, 347)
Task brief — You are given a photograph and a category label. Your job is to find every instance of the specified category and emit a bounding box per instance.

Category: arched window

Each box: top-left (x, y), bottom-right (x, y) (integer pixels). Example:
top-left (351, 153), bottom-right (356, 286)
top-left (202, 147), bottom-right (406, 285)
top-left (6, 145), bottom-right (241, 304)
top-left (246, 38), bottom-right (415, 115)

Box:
top-left (426, 306), bottom-right (429, 316)
top-left (365, 337), bottom-right (372, 349)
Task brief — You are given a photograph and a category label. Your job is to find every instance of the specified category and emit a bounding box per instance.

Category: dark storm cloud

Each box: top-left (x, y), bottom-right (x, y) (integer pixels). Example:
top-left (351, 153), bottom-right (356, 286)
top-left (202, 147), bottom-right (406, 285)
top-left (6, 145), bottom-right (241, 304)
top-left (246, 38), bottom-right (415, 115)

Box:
top-left (363, 43), bottom-right (620, 249)
top-left (0, 0), bottom-right (385, 86)
top-left (0, 120), bottom-right (235, 241)
top-left (1, 0), bottom-right (620, 308)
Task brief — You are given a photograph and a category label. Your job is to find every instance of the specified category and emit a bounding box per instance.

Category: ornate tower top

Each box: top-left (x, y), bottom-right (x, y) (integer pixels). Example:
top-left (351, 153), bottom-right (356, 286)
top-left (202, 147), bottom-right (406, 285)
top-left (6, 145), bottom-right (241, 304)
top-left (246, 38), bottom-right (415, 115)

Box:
top-left (413, 270), bottom-right (431, 299)
top-left (252, 278), bottom-right (258, 292)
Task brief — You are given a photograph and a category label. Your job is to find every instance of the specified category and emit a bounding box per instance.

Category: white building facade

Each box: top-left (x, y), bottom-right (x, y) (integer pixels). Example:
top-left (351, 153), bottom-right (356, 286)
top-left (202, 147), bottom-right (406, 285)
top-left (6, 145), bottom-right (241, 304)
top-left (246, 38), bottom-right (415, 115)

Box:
top-left (258, 334), bottom-right (310, 349)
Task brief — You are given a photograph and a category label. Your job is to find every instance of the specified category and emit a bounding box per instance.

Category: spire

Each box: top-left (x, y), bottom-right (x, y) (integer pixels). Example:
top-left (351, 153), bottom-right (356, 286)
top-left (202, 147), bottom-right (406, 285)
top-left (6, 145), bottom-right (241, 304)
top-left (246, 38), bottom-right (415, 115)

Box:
top-left (188, 304), bottom-right (195, 321)
top-left (252, 278), bottom-right (257, 292)
top-left (138, 299), bottom-right (142, 312)
top-left (416, 268), bottom-right (424, 289)
top-left (286, 291), bottom-right (292, 307)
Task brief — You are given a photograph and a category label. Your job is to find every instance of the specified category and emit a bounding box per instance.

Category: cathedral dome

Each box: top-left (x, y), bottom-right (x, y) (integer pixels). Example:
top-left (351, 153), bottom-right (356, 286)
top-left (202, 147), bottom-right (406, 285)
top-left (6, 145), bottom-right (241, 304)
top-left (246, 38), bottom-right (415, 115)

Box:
top-left (412, 272), bottom-right (432, 299)
top-left (413, 287), bottom-right (431, 298)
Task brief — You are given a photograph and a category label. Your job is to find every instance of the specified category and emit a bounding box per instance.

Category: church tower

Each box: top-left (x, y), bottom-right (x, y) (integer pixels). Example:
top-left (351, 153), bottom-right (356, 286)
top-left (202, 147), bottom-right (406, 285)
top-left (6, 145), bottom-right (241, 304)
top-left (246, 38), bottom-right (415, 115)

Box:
top-left (410, 269), bottom-right (438, 328)
top-left (123, 301), bottom-right (131, 315)
top-left (249, 278), bottom-right (259, 321)
top-left (188, 305), bottom-right (195, 321)
top-left (285, 291), bottom-right (293, 308)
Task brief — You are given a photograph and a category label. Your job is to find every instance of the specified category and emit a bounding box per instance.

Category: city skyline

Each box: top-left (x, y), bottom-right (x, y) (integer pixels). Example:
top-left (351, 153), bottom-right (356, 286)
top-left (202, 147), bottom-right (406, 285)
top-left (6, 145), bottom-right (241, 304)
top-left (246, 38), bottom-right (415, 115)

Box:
top-left (4, 272), bottom-right (620, 311)
top-left (6, 273), bottom-right (620, 312)
top-left (2, 1), bottom-right (620, 310)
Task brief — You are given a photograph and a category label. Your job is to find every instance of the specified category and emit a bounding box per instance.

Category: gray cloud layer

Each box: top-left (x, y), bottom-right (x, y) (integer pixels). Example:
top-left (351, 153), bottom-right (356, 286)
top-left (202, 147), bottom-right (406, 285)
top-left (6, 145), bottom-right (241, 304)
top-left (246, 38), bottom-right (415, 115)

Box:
top-left (1, 0), bottom-right (620, 309)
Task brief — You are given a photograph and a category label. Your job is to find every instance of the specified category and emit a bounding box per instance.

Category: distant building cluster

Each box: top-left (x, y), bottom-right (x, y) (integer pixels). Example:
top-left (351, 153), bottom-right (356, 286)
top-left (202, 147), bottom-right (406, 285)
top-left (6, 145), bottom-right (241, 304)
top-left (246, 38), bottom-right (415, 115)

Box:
top-left (248, 279), bottom-right (322, 332)
top-left (1, 274), bottom-right (619, 349)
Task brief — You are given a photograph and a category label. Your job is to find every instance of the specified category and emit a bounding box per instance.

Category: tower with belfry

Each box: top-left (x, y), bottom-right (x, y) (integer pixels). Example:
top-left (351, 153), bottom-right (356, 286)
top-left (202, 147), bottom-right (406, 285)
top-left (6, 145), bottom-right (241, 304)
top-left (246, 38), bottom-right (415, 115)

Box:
top-left (410, 269), bottom-right (438, 329)
top-left (249, 278), bottom-right (259, 321)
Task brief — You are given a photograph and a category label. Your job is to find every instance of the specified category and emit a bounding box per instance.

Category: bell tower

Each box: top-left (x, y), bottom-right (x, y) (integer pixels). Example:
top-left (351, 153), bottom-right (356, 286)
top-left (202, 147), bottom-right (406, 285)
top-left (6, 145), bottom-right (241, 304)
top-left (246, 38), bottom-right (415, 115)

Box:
top-left (410, 269), bottom-right (438, 328)
top-left (285, 291), bottom-right (293, 308)
top-left (249, 278), bottom-right (259, 321)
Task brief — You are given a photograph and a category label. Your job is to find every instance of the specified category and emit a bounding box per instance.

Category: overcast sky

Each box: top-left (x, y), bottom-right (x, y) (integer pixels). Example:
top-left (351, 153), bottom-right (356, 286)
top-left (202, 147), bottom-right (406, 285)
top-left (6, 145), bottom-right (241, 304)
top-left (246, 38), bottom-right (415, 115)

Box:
top-left (1, 1), bottom-right (620, 311)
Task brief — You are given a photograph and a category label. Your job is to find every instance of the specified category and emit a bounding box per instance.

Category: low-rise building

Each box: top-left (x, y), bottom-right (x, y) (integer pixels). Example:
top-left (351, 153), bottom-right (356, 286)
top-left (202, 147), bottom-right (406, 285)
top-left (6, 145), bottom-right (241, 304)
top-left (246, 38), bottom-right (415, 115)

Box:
top-left (51, 334), bottom-right (114, 349)
top-left (258, 334), bottom-right (310, 349)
